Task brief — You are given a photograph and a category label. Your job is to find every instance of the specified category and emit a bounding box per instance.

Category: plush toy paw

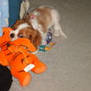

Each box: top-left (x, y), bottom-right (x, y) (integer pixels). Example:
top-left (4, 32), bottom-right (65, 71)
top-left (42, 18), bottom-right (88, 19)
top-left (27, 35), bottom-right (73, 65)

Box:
top-left (32, 62), bottom-right (47, 74)
top-left (19, 72), bottom-right (31, 86)
top-left (11, 70), bottom-right (32, 86)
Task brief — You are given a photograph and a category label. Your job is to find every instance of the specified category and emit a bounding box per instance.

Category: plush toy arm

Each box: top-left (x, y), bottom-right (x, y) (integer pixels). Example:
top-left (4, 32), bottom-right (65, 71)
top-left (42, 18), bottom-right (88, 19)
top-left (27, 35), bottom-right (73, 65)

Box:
top-left (9, 38), bottom-right (36, 52)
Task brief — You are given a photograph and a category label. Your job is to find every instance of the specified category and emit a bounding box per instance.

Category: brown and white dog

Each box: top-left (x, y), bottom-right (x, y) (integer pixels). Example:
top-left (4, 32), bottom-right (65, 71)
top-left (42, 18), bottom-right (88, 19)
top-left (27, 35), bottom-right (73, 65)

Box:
top-left (10, 6), bottom-right (67, 49)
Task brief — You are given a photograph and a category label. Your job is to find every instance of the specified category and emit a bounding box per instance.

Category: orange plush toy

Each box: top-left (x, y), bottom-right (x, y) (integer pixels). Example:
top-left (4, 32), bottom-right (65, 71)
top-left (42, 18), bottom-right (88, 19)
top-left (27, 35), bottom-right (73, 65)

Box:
top-left (0, 27), bottom-right (47, 86)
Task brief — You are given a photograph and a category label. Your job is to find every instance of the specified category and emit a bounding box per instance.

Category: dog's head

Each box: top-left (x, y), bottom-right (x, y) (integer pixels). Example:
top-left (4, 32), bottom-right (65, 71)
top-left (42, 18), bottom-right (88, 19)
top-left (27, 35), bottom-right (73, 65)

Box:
top-left (10, 20), bottom-right (42, 48)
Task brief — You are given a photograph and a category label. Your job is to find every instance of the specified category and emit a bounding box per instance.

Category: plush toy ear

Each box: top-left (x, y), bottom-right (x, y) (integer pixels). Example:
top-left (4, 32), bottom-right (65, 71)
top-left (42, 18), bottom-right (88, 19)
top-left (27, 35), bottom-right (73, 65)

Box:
top-left (0, 27), bottom-right (13, 46)
top-left (10, 38), bottom-right (36, 52)
top-left (2, 27), bottom-right (13, 33)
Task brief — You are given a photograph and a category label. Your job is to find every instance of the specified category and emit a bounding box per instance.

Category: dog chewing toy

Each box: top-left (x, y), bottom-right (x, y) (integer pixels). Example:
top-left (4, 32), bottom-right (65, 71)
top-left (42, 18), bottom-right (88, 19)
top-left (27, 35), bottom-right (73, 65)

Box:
top-left (0, 27), bottom-right (47, 86)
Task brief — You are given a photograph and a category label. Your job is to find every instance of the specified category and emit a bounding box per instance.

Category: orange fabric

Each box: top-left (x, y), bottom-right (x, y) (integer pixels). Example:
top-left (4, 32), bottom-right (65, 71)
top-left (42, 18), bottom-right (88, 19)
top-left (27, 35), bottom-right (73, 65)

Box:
top-left (0, 27), bottom-right (12, 46)
top-left (0, 27), bottom-right (47, 86)
top-left (9, 38), bottom-right (36, 52)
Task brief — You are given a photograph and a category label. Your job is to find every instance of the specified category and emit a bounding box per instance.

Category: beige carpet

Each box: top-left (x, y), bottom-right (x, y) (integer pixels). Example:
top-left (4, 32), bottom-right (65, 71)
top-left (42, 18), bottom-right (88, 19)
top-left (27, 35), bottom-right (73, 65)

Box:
top-left (10, 0), bottom-right (91, 91)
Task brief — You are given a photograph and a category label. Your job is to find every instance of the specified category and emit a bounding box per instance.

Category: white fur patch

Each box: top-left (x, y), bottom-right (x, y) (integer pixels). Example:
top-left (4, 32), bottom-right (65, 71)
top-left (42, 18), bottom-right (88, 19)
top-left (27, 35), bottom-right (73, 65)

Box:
top-left (15, 23), bottom-right (29, 34)
top-left (31, 18), bottom-right (39, 30)
top-left (30, 11), bottom-right (44, 35)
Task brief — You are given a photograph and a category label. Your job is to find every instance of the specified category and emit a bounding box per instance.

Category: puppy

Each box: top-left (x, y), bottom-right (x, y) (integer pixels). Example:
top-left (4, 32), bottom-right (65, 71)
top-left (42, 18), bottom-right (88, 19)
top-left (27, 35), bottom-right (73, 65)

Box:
top-left (10, 6), bottom-right (67, 49)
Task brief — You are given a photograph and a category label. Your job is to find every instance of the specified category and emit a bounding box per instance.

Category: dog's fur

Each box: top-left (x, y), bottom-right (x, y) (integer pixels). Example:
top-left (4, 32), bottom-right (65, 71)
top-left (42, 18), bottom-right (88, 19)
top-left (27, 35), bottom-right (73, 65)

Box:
top-left (10, 6), bottom-right (67, 49)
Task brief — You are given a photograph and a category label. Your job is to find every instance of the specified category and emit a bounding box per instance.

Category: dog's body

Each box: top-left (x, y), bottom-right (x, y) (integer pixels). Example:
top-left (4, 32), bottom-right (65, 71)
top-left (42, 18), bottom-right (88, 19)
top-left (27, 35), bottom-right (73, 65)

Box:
top-left (10, 6), bottom-right (66, 48)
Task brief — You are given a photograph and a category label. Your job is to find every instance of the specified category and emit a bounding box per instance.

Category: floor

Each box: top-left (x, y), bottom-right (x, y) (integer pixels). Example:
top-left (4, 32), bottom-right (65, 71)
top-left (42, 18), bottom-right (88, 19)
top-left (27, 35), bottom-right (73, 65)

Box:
top-left (10, 0), bottom-right (91, 91)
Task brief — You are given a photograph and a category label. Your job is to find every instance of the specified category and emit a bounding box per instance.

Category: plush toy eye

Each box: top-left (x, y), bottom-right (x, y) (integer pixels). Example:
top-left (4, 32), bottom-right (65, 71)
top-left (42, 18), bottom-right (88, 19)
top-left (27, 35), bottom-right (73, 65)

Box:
top-left (18, 34), bottom-right (24, 38)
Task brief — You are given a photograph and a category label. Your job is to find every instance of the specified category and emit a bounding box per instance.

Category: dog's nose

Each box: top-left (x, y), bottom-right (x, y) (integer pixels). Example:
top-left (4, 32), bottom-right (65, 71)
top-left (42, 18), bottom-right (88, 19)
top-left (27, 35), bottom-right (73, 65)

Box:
top-left (10, 33), bottom-right (15, 38)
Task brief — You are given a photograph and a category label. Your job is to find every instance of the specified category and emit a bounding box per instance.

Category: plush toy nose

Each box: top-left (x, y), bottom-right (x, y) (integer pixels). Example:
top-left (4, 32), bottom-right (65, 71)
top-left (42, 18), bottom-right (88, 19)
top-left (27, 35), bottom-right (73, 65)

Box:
top-left (10, 33), bottom-right (15, 38)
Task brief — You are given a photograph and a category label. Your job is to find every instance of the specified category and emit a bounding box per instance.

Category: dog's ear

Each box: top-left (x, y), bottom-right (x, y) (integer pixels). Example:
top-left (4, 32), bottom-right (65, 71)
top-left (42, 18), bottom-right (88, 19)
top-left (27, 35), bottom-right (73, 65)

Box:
top-left (33, 31), bottom-right (42, 49)
top-left (29, 30), bottom-right (42, 49)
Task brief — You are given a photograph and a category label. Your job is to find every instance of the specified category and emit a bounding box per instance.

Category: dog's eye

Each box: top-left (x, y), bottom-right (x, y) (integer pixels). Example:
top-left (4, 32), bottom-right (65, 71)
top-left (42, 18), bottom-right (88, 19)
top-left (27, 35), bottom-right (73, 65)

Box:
top-left (29, 35), bottom-right (32, 39)
top-left (18, 34), bottom-right (24, 38)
